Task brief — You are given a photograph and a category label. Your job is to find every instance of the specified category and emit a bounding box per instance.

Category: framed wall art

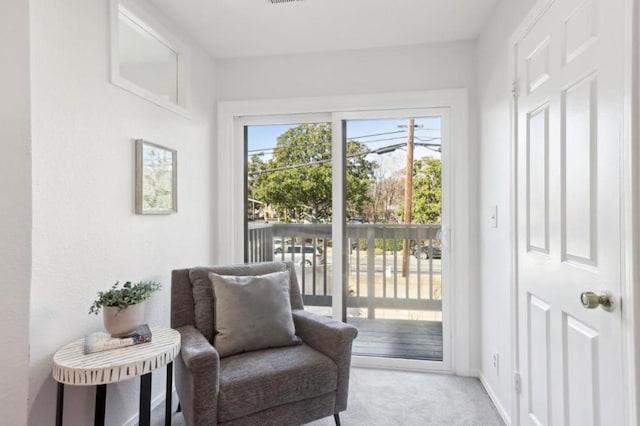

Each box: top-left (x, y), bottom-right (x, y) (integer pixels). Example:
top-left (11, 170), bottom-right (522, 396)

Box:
top-left (135, 139), bottom-right (177, 214)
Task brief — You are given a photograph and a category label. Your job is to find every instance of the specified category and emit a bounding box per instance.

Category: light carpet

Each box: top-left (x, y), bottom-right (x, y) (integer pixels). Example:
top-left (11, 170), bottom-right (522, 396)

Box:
top-left (153, 367), bottom-right (505, 426)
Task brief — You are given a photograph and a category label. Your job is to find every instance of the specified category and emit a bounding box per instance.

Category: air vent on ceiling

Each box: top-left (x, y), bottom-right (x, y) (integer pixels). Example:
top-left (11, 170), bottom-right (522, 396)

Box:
top-left (268, 0), bottom-right (304, 4)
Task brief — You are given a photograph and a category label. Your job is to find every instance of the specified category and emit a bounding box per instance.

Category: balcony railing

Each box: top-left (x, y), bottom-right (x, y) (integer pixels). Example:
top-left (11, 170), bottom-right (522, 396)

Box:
top-left (247, 222), bottom-right (442, 320)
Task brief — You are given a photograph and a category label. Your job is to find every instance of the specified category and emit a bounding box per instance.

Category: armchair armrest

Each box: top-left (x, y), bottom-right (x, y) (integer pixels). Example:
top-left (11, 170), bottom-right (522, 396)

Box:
top-left (292, 310), bottom-right (358, 360)
top-left (292, 310), bottom-right (358, 412)
top-left (180, 325), bottom-right (220, 371)
top-left (175, 325), bottom-right (220, 426)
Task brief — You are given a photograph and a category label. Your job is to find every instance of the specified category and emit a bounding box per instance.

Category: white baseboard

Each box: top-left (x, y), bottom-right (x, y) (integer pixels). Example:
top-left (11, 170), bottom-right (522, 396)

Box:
top-left (468, 368), bottom-right (480, 377)
top-left (122, 389), bottom-right (178, 426)
top-left (479, 372), bottom-right (511, 425)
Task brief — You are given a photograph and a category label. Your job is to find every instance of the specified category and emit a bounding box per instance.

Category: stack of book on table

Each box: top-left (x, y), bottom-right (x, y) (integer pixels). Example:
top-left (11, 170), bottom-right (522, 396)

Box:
top-left (84, 324), bottom-right (152, 354)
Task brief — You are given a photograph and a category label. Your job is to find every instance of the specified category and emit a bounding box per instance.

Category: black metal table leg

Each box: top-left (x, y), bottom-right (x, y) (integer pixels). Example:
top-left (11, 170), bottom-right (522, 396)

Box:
top-left (94, 384), bottom-right (107, 426)
top-left (139, 372), bottom-right (152, 426)
top-left (165, 361), bottom-right (173, 426)
top-left (56, 382), bottom-right (64, 426)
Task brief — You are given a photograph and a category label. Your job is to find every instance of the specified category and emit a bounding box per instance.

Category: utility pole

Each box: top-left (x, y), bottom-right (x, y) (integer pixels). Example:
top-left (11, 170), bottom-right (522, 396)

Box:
top-left (402, 118), bottom-right (415, 277)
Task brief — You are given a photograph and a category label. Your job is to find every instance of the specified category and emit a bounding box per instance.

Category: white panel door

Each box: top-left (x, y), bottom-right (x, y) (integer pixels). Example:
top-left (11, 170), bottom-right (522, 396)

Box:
top-left (516, 0), bottom-right (626, 424)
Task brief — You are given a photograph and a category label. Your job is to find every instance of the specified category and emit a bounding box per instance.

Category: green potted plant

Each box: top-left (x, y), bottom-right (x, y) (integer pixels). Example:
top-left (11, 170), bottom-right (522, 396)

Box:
top-left (89, 281), bottom-right (161, 337)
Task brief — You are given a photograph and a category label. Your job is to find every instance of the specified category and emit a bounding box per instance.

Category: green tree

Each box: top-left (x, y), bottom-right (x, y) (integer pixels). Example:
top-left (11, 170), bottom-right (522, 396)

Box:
top-left (248, 123), bottom-right (376, 222)
top-left (412, 157), bottom-right (441, 223)
top-left (247, 153), bottom-right (266, 219)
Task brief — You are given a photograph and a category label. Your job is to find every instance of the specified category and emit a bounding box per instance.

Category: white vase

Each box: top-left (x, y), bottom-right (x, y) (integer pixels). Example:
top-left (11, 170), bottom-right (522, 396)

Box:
top-left (103, 302), bottom-right (145, 337)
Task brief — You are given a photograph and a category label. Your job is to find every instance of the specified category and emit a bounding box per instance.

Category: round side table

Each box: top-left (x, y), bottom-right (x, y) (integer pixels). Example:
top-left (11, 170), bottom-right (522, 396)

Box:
top-left (53, 326), bottom-right (180, 426)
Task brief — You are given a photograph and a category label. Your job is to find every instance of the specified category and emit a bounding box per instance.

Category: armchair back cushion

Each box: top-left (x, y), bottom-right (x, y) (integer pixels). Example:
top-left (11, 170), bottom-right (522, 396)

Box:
top-left (210, 270), bottom-right (300, 357)
top-left (188, 262), bottom-right (304, 343)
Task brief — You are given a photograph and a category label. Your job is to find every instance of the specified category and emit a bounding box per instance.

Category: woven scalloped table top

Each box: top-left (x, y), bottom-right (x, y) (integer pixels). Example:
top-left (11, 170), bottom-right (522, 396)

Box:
top-left (53, 326), bottom-right (180, 386)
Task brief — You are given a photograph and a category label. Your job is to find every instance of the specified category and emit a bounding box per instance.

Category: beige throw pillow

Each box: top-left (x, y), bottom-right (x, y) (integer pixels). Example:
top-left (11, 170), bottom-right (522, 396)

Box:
top-left (209, 270), bottom-right (300, 357)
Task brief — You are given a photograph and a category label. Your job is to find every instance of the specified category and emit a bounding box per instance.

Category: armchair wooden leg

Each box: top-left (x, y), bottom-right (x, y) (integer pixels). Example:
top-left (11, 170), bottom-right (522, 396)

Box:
top-left (334, 413), bottom-right (341, 426)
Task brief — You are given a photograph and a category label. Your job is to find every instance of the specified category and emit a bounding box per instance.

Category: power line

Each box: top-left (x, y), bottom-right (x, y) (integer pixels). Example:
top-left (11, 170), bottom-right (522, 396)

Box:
top-left (249, 141), bottom-right (440, 176)
top-left (356, 136), bottom-right (413, 144)
top-left (247, 126), bottom-right (441, 154)
top-left (246, 131), bottom-right (399, 154)
top-left (348, 130), bottom-right (406, 139)
top-left (245, 121), bottom-right (442, 154)
top-left (246, 129), bottom-right (414, 154)
top-left (248, 150), bottom-right (369, 175)
top-left (247, 135), bottom-right (441, 155)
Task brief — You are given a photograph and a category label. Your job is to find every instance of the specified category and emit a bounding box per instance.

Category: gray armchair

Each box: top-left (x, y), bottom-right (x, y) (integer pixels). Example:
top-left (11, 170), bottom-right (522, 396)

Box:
top-left (171, 262), bottom-right (358, 426)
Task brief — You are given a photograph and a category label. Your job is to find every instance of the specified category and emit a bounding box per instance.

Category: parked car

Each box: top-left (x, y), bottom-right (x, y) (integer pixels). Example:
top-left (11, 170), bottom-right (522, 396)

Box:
top-left (413, 244), bottom-right (441, 260)
top-left (278, 245), bottom-right (325, 266)
top-left (273, 239), bottom-right (292, 254)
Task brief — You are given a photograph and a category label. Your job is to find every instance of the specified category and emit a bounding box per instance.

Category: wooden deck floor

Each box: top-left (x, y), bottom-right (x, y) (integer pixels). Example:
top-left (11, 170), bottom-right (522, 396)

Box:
top-left (348, 317), bottom-right (443, 361)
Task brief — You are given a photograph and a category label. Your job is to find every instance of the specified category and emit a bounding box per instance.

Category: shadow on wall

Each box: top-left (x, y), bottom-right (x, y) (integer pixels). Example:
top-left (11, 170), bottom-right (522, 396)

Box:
top-left (30, 356), bottom-right (149, 425)
top-left (29, 361), bottom-right (93, 426)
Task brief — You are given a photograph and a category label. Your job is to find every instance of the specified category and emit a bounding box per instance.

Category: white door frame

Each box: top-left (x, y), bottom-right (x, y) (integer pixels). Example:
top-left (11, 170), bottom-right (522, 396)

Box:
top-left (508, 0), bottom-right (638, 423)
top-left (216, 89), bottom-right (473, 375)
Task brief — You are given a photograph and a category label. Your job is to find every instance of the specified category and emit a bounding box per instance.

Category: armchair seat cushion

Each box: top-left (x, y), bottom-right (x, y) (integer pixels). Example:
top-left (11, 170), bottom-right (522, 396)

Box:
top-left (218, 343), bottom-right (338, 423)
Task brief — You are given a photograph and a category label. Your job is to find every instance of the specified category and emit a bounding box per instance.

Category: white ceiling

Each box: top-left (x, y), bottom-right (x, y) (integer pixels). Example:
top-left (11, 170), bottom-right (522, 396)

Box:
top-left (149, 0), bottom-right (499, 59)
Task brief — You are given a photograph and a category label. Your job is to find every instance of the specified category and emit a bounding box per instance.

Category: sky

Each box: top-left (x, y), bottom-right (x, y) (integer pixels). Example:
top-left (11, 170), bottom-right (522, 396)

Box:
top-left (246, 116), bottom-right (442, 176)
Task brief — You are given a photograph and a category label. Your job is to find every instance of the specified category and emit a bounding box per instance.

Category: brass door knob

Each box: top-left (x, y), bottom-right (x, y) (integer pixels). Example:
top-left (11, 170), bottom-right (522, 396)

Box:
top-left (580, 291), bottom-right (613, 311)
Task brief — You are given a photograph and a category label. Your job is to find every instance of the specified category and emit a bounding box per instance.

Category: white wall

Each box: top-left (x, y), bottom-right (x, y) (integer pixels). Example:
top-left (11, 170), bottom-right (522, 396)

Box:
top-left (27, 1), bottom-right (215, 424)
top-left (216, 41), bottom-right (476, 101)
top-left (0, 1), bottom-right (32, 425)
top-left (476, 0), bottom-right (536, 422)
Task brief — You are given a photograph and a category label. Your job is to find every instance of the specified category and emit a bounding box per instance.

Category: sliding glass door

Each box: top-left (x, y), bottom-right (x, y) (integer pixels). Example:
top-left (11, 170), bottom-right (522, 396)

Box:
top-left (339, 114), bottom-right (446, 362)
top-left (243, 108), bottom-right (450, 368)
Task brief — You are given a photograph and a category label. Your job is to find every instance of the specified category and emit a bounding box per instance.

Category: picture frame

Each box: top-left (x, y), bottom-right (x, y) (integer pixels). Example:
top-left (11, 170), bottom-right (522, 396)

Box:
top-left (135, 139), bottom-right (177, 214)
